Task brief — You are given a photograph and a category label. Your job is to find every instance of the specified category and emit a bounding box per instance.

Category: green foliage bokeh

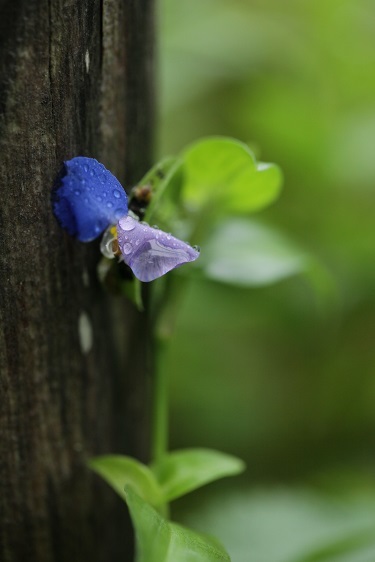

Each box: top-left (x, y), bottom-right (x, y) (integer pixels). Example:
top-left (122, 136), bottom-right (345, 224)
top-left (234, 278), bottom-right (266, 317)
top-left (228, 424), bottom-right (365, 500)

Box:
top-left (157, 0), bottom-right (375, 560)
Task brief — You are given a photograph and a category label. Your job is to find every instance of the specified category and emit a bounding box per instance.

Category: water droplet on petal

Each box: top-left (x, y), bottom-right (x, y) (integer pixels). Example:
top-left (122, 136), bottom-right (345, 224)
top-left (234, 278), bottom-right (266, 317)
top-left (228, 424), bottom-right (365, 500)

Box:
top-left (74, 189), bottom-right (81, 196)
top-left (135, 239), bottom-right (140, 245)
top-left (97, 196), bottom-right (102, 202)
top-left (106, 201), bottom-right (113, 208)
top-left (118, 216), bottom-right (136, 231)
top-left (81, 179), bottom-right (86, 185)
top-left (193, 245), bottom-right (200, 252)
top-left (115, 208), bottom-right (127, 220)
top-left (83, 165), bottom-right (88, 173)
top-left (122, 242), bottom-right (132, 255)
top-left (113, 189), bottom-right (121, 199)
top-left (152, 225), bottom-right (160, 230)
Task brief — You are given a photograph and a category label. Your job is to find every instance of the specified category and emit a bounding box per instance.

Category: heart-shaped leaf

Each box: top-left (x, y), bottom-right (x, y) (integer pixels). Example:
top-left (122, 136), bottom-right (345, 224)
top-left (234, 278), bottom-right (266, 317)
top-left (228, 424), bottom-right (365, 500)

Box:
top-left (182, 137), bottom-right (282, 214)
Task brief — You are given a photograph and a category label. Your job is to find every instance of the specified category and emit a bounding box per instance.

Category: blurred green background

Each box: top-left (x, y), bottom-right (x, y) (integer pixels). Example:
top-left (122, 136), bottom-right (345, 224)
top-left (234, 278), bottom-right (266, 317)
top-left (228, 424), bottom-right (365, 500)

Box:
top-left (156, 0), bottom-right (375, 560)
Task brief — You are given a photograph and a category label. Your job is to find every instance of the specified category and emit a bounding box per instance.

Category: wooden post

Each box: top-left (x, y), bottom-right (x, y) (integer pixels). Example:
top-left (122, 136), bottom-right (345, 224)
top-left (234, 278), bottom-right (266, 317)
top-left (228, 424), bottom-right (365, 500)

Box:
top-left (0, 1), bottom-right (154, 560)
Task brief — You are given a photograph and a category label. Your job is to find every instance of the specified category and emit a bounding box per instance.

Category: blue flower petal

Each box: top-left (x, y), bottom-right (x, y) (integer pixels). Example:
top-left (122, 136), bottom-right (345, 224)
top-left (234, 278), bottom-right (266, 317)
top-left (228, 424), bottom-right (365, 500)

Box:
top-left (52, 157), bottom-right (128, 242)
top-left (117, 216), bottom-right (200, 282)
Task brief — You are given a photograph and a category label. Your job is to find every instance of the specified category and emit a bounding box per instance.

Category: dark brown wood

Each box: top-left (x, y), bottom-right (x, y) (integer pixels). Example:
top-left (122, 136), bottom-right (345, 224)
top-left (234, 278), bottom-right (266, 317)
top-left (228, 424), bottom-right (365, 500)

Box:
top-left (0, 1), bottom-right (154, 561)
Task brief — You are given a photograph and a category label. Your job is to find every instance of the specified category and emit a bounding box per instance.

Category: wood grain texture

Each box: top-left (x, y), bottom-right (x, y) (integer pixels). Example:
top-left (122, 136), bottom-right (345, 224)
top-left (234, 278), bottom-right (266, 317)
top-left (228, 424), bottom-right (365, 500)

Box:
top-left (0, 0), bottom-right (154, 560)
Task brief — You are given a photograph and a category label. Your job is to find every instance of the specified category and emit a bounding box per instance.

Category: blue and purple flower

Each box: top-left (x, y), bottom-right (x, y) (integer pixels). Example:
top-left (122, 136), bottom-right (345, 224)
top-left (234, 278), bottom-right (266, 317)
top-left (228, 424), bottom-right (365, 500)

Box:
top-left (52, 157), bottom-right (199, 282)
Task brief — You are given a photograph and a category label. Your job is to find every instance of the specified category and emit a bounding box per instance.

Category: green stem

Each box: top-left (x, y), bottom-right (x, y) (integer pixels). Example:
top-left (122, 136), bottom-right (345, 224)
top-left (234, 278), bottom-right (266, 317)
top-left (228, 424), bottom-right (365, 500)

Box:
top-left (149, 204), bottom-right (206, 465)
top-left (150, 273), bottom-right (188, 465)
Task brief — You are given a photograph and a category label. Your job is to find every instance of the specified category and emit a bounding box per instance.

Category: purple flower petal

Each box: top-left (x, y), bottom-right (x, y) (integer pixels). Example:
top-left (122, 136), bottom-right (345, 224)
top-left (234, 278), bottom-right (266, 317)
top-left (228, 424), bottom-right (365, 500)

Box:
top-left (52, 157), bottom-right (128, 242)
top-left (117, 216), bottom-right (200, 282)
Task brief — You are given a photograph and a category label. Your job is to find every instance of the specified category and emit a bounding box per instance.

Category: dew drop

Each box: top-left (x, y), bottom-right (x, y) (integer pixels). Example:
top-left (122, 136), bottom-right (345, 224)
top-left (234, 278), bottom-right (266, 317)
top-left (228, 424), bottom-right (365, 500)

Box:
top-left (152, 225), bottom-right (160, 230)
top-left (122, 242), bottom-right (132, 255)
top-left (193, 245), bottom-right (201, 252)
top-left (74, 189), bottom-right (81, 196)
top-left (166, 234), bottom-right (171, 240)
top-left (118, 216), bottom-right (135, 230)
top-left (90, 169), bottom-right (94, 176)
top-left (81, 178), bottom-right (86, 185)
top-left (106, 201), bottom-right (113, 208)
top-left (97, 196), bottom-right (102, 202)
top-left (100, 173), bottom-right (107, 183)
top-left (113, 189), bottom-right (121, 199)
top-left (83, 165), bottom-right (88, 173)
top-left (115, 208), bottom-right (127, 220)
top-left (84, 197), bottom-right (89, 203)
top-left (135, 239), bottom-right (140, 245)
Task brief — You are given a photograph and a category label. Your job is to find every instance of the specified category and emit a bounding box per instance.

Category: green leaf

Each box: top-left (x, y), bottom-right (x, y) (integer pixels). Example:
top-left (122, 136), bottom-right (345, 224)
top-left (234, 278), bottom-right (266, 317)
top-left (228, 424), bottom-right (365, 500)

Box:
top-left (228, 161), bottom-right (282, 214)
top-left (125, 486), bottom-right (231, 562)
top-left (88, 455), bottom-right (163, 506)
top-left (151, 448), bottom-right (245, 502)
top-left (182, 137), bottom-right (282, 213)
top-left (198, 218), bottom-right (310, 287)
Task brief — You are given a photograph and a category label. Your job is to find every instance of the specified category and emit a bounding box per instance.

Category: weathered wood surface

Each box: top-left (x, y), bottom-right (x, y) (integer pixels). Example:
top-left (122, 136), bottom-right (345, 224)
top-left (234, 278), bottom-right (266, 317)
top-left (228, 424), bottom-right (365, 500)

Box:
top-left (0, 1), bottom-right (154, 560)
